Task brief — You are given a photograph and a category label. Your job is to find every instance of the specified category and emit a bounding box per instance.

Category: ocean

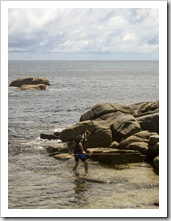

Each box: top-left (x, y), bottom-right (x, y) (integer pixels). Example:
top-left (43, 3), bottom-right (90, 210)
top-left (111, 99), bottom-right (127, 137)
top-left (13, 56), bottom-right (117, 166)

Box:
top-left (8, 60), bottom-right (159, 210)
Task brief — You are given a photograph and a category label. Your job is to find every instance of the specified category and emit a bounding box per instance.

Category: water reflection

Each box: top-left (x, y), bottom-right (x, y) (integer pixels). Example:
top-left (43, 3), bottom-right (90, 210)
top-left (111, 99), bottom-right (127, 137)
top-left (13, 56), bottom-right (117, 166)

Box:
top-left (73, 177), bottom-right (91, 208)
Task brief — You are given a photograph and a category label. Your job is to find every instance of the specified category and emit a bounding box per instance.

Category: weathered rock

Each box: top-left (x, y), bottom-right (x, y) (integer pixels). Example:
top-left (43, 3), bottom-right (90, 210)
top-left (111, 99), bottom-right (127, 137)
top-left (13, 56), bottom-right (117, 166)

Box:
top-left (9, 77), bottom-right (50, 87)
top-left (108, 141), bottom-right (119, 148)
top-left (53, 131), bottom-right (61, 139)
top-left (148, 133), bottom-right (159, 145)
top-left (80, 103), bottom-right (132, 121)
top-left (126, 142), bottom-right (149, 155)
top-left (47, 143), bottom-right (69, 153)
top-left (136, 113), bottom-right (159, 133)
top-left (47, 101), bottom-right (159, 168)
top-left (53, 153), bottom-right (74, 160)
top-left (86, 147), bottom-right (117, 154)
top-left (118, 131), bottom-right (159, 158)
top-left (130, 101), bottom-right (159, 117)
top-left (40, 133), bottom-right (58, 140)
top-left (87, 148), bottom-right (146, 165)
top-left (110, 112), bottom-right (141, 142)
top-left (153, 156), bottom-right (159, 171)
top-left (148, 142), bottom-right (159, 158)
top-left (134, 130), bottom-right (152, 139)
top-left (59, 120), bottom-right (112, 148)
top-left (118, 130), bottom-right (150, 149)
top-left (19, 84), bottom-right (48, 90)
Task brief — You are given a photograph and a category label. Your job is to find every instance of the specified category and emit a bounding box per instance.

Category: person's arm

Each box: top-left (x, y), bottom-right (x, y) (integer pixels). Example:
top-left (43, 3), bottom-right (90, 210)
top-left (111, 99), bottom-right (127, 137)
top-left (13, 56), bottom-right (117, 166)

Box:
top-left (79, 142), bottom-right (86, 154)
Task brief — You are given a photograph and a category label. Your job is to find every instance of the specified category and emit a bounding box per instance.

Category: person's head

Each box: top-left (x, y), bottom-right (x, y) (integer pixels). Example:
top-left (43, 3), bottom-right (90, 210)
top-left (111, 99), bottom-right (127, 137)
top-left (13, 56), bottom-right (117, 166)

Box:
top-left (85, 130), bottom-right (91, 139)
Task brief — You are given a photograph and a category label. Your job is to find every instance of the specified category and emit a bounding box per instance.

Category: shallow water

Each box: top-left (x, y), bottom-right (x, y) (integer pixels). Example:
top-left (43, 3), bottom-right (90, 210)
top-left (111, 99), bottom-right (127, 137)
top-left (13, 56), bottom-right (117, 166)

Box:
top-left (8, 149), bottom-right (159, 209)
top-left (8, 60), bottom-right (159, 209)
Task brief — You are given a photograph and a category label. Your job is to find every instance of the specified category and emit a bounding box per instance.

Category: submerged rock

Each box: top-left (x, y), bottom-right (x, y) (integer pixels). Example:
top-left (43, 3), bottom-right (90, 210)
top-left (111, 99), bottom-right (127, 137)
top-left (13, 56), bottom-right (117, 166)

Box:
top-left (53, 153), bottom-right (74, 160)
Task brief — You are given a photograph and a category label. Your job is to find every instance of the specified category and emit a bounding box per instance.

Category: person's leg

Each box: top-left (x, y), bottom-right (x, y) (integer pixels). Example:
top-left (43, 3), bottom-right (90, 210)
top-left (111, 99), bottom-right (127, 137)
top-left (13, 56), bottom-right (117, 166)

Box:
top-left (83, 160), bottom-right (88, 173)
top-left (73, 159), bottom-right (79, 171)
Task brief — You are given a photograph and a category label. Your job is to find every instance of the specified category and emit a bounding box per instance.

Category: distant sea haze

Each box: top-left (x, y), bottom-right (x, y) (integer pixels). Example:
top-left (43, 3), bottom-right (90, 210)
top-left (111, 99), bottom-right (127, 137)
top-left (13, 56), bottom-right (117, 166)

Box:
top-left (8, 60), bottom-right (159, 209)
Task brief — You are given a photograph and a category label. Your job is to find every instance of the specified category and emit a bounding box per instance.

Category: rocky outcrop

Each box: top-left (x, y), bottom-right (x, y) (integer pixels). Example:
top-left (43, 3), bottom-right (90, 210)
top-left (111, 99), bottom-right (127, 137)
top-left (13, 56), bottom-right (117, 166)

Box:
top-left (80, 103), bottom-right (132, 121)
top-left (45, 101), bottom-right (159, 171)
top-left (59, 120), bottom-right (112, 148)
top-left (86, 148), bottom-right (147, 164)
top-left (136, 113), bottom-right (159, 133)
top-left (9, 77), bottom-right (50, 90)
top-left (130, 101), bottom-right (159, 117)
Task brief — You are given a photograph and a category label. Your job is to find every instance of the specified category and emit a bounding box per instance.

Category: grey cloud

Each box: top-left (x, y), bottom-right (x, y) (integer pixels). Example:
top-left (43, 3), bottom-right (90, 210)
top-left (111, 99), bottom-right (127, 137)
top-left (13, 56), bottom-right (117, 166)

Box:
top-left (8, 8), bottom-right (159, 59)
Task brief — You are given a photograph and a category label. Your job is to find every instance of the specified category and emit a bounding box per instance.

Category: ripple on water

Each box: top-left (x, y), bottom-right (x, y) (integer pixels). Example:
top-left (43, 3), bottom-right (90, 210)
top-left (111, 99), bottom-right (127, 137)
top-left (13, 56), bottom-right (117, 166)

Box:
top-left (8, 154), bottom-right (159, 209)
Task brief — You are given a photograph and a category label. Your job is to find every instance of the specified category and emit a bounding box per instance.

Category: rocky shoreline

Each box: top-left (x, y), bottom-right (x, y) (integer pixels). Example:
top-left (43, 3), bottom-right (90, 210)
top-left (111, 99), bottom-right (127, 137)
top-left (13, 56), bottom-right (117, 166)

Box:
top-left (42, 101), bottom-right (159, 172)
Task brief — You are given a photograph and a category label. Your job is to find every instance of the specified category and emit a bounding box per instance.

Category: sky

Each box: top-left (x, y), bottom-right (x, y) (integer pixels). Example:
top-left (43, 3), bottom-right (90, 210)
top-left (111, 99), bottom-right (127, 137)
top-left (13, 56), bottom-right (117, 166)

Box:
top-left (8, 8), bottom-right (159, 60)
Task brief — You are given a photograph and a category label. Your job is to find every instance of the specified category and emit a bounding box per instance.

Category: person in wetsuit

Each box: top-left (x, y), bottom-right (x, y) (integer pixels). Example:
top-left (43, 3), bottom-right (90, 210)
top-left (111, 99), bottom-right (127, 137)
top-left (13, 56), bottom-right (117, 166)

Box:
top-left (73, 130), bottom-right (91, 174)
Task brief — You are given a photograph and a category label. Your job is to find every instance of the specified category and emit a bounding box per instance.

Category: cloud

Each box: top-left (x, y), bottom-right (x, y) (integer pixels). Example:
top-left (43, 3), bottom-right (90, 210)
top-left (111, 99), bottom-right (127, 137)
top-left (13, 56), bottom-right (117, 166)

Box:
top-left (8, 8), bottom-right (159, 60)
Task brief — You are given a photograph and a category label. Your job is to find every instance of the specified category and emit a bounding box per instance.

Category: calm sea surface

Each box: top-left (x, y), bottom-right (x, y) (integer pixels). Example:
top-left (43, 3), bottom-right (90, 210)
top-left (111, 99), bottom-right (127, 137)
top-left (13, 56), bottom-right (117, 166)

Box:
top-left (8, 60), bottom-right (159, 210)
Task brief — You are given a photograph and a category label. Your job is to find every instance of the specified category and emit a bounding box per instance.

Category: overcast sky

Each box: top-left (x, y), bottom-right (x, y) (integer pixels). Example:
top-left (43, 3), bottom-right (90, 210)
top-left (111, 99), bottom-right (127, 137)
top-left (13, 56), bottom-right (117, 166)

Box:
top-left (8, 8), bottom-right (159, 60)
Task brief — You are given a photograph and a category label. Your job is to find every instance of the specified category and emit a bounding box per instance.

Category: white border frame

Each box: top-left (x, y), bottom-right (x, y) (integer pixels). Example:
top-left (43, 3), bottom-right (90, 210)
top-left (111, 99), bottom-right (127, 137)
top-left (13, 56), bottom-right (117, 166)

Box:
top-left (1, 1), bottom-right (167, 218)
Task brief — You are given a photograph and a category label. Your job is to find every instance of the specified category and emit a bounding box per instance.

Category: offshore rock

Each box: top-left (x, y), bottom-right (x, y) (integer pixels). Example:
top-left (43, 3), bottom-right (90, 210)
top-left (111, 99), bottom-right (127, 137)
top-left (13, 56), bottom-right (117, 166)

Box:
top-left (9, 77), bottom-right (50, 87)
top-left (19, 84), bottom-right (48, 90)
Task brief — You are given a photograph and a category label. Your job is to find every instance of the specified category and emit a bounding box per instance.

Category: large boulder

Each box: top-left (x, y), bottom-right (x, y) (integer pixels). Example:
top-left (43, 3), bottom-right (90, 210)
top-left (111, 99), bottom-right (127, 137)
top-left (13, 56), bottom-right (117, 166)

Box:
top-left (130, 101), bottom-right (159, 117)
top-left (9, 77), bottom-right (50, 87)
top-left (136, 113), bottom-right (159, 133)
top-left (109, 112), bottom-right (141, 142)
top-left (80, 103), bottom-right (132, 121)
top-left (118, 131), bottom-right (159, 158)
top-left (126, 141), bottom-right (149, 155)
top-left (59, 120), bottom-right (112, 148)
top-left (118, 130), bottom-right (151, 149)
top-left (148, 133), bottom-right (159, 158)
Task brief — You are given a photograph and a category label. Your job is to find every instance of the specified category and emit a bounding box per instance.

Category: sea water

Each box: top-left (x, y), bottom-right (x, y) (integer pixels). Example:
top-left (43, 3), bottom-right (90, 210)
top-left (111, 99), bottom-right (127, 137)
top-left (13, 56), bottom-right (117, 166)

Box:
top-left (8, 60), bottom-right (159, 209)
